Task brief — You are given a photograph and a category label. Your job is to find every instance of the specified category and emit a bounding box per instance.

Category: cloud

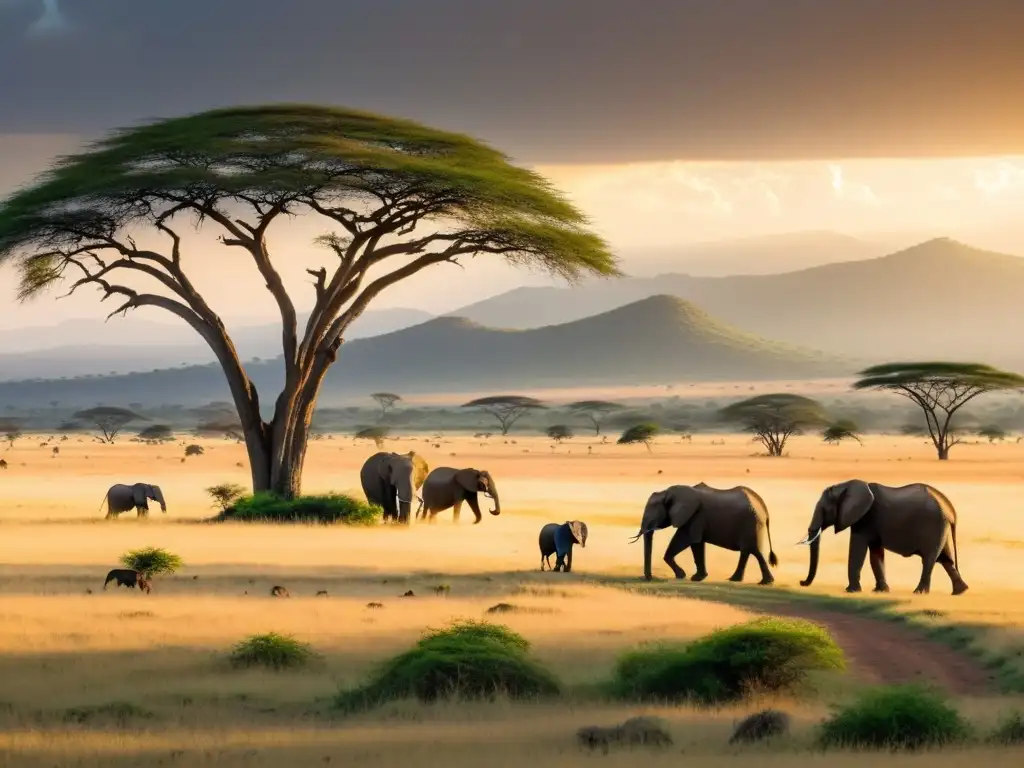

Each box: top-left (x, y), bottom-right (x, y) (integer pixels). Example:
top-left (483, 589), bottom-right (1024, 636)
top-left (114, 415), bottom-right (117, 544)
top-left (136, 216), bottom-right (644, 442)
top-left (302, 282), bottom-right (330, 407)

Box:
top-left (27, 0), bottom-right (73, 38)
top-left (827, 163), bottom-right (880, 205)
top-left (973, 161), bottom-right (1024, 199)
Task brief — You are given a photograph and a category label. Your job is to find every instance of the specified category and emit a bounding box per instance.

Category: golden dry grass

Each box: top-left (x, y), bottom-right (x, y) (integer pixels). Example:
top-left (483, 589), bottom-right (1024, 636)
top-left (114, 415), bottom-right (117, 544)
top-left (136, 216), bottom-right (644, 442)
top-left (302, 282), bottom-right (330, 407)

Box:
top-left (1, 429), bottom-right (1024, 766)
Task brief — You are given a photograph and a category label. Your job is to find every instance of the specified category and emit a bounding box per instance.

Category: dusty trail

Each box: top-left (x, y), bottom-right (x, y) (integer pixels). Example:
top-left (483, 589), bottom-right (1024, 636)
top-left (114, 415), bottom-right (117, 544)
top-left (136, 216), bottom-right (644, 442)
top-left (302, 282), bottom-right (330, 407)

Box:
top-left (758, 603), bottom-right (995, 696)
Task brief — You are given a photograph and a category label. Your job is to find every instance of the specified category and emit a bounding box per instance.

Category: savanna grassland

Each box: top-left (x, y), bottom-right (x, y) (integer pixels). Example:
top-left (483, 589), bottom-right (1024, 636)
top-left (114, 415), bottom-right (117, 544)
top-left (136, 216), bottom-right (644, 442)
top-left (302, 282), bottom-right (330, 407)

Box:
top-left (2, 427), bottom-right (1024, 766)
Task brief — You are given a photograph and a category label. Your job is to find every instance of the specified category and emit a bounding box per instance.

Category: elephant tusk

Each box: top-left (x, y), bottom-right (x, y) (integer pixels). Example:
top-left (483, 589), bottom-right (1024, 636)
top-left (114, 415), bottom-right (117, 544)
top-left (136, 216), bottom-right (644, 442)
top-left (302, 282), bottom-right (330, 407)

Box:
top-left (797, 529), bottom-right (822, 546)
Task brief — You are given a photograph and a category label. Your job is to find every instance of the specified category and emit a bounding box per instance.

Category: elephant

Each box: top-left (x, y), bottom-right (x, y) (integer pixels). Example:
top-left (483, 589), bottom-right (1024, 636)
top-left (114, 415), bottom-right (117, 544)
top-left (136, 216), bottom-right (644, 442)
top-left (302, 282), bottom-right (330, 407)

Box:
top-left (539, 520), bottom-right (588, 572)
top-left (629, 482), bottom-right (778, 584)
top-left (798, 480), bottom-right (968, 595)
top-left (359, 451), bottom-right (429, 524)
top-left (100, 483), bottom-right (166, 518)
top-left (419, 467), bottom-right (500, 524)
top-left (103, 569), bottom-right (151, 593)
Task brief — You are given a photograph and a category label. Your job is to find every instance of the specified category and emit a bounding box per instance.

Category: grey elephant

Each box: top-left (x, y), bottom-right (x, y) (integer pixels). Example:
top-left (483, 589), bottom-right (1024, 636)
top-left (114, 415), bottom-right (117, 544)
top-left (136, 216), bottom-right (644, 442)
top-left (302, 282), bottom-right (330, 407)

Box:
top-left (630, 482), bottom-right (778, 584)
top-left (798, 480), bottom-right (967, 595)
top-left (539, 520), bottom-right (588, 571)
top-left (359, 451), bottom-right (429, 524)
top-left (419, 467), bottom-right (500, 523)
top-left (100, 483), bottom-right (166, 519)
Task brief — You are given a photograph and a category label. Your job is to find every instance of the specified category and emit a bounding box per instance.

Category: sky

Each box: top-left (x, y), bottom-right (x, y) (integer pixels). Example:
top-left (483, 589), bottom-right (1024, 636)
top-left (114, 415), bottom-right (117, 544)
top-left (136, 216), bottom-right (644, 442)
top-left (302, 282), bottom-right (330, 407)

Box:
top-left (1, 0), bottom-right (1023, 328)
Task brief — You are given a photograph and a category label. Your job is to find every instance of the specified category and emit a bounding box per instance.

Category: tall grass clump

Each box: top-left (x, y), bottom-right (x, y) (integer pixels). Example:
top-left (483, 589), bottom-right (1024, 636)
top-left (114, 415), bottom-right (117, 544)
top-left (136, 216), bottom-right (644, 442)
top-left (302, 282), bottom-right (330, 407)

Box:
top-left (335, 620), bottom-right (559, 711)
top-left (988, 710), bottom-right (1024, 745)
top-left (228, 632), bottom-right (317, 670)
top-left (611, 617), bottom-right (844, 705)
top-left (119, 547), bottom-right (183, 578)
top-left (817, 685), bottom-right (971, 750)
top-left (221, 492), bottom-right (381, 525)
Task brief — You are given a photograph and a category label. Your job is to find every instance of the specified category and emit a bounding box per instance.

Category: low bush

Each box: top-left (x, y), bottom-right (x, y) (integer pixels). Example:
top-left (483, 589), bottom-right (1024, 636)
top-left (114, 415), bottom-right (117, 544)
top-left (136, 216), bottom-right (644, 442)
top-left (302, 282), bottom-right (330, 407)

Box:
top-left (611, 617), bottom-right (844, 705)
top-left (987, 710), bottom-right (1024, 745)
top-left (222, 492), bottom-right (381, 525)
top-left (335, 620), bottom-right (559, 711)
top-left (228, 632), bottom-right (317, 670)
top-left (205, 482), bottom-right (247, 512)
top-left (119, 547), bottom-right (183, 578)
top-left (817, 685), bottom-right (971, 750)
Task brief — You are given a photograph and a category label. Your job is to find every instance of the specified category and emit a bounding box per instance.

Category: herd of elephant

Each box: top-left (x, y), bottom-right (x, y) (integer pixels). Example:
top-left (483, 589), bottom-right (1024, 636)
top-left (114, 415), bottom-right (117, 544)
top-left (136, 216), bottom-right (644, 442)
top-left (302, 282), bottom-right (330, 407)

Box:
top-left (99, 449), bottom-right (970, 596)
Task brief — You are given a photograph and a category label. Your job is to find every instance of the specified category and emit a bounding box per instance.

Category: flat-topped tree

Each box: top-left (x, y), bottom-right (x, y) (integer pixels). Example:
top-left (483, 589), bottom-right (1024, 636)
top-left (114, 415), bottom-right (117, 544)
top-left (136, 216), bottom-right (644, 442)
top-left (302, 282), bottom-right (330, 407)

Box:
top-left (853, 362), bottom-right (1024, 460)
top-left (462, 395), bottom-right (547, 435)
top-left (567, 400), bottom-right (625, 436)
top-left (370, 392), bottom-right (401, 422)
top-left (73, 406), bottom-right (143, 444)
top-left (0, 105), bottom-right (616, 498)
top-left (718, 394), bottom-right (828, 457)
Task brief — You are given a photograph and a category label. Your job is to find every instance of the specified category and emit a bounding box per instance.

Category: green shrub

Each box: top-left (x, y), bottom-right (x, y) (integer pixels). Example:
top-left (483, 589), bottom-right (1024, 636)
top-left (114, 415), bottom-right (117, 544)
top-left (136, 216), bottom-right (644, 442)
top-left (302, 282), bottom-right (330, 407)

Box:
top-left (335, 620), bottom-right (559, 711)
top-left (205, 482), bottom-right (247, 512)
top-left (988, 710), bottom-right (1024, 745)
top-left (817, 685), bottom-right (971, 750)
top-left (223, 492), bottom-right (381, 525)
top-left (229, 632), bottom-right (317, 670)
top-left (119, 547), bottom-right (183, 578)
top-left (611, 617), bottom-right (844, 705)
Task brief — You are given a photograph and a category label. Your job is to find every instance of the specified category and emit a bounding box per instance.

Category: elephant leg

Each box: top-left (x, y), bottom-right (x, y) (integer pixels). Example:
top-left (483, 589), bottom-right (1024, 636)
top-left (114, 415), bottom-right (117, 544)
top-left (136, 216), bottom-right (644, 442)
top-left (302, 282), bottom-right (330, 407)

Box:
top-left (465, 494), bottom-right (483, 524)
top-left (914, 550), bottom-right (940, 595)
top-left (689, 541), bottom-right (708, 582)
top-left (846, 534), bottom-right (869, 592)
top-left (728, 552), bottom-right (750, 582)
top-left (452, 499), bottom-right (463, 523)
top-left (663, 527), bottom-right (692, 579)
top-left (565, 548), bottom-right (573, 573)
top-left (937, 547), bottom-right (968, 595)
top-left (869, 545), bottom-right (889, 592)
top-left (752, 550), bottom-right (774, 585)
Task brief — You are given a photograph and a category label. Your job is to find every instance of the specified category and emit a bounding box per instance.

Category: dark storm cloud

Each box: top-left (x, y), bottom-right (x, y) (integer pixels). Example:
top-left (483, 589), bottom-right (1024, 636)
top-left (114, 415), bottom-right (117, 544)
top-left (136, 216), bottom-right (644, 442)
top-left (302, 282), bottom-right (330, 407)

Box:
top-left (2, 0), bottom-right (1024, 162)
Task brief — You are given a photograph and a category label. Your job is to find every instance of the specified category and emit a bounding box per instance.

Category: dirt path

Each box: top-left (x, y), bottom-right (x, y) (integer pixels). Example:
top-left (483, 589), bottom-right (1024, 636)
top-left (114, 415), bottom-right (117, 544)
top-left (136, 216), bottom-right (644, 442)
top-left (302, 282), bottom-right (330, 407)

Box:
top-left (759, 604), bottom-right (995, 696)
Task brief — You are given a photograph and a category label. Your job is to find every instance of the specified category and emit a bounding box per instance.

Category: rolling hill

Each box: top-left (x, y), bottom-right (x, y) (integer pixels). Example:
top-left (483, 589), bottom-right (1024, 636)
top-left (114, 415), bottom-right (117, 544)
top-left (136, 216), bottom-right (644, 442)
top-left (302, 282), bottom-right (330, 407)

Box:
top-left (0, 296), bottom-right (855, 408)
top-left (445, 239), bottom-right (1024, 368)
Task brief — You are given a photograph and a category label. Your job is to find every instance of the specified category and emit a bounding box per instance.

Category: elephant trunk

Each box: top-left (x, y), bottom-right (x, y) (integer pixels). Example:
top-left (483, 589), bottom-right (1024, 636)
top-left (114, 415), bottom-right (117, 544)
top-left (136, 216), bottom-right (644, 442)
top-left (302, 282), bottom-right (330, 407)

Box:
top-left (643, 530), bottom-right (654, 580)
top-left (396, 477), bottom-right (414, 524)
top-left (800, 535), bottom-right (821, 587)
top-left (153, 487), bottom-right (167, 513)
top-left (487, 481), bottom-right (500, 516)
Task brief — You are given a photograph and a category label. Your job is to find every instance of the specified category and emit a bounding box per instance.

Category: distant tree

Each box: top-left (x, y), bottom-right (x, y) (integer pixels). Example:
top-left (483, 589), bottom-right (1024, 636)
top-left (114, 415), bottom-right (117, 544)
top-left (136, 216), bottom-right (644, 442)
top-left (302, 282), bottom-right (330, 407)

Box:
top-left (354, 425), bottom-right (390, 449)
top-left (0, 105), bottom-right (614, 499)
top-left (977, 424), bottom-right (1008, 443)
top-left (899, 422), bottom-right (928, 437)
top-left (195, 419), bottom-right (244, 442)
top-left (822, 419), bottom-right (862, 445)
top-left (853, 362), bottom-right (1024, 460)
top-left (617, 422), bottom-right (660, 452)
top-left (2, 424), bottom-right (22, 449)
top-left (137, 424), bottom-right (174, 443)
top-left (462, 395), bottom-right (547, 436)
top-left (567, 400), bottom-right (626, 436)
top-left (205, 482), bottom-right (247, 512)
top-left (718, 393), bottom-right (828, 457)
top-left (546, 424), bottom-right (573, 443)
top-left (184, 444), bottom-right (205, 457)
top-left (72, 407), bottom-right (143, 444)
top-left (370, 393), bottom-right (402, 422)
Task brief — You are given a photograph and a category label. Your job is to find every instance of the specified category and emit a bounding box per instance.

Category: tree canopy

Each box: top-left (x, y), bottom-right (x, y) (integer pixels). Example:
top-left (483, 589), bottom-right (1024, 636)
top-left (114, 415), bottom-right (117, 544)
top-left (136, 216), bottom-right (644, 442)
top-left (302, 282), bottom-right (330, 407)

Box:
top-left (822, 419), bottom-right (861, 445)
top-left (0, 104), bottom-right (616, 498)
top-left (370, 392), bottom-right (401, 421)
top-left (546, 424), bottom-right (573, 442)
top-left (567, 400), bottom-right (625, 435)
top-left (73, 406), bottom-right (144, 444)
top-left (853, 362), bottom-right (1024, 459)
top-left (463, 395), bottom-right (547, 435)
top-left (718, 393), bottom-right (828, 456)
top-left (617, 422), bottom-right (659, 452)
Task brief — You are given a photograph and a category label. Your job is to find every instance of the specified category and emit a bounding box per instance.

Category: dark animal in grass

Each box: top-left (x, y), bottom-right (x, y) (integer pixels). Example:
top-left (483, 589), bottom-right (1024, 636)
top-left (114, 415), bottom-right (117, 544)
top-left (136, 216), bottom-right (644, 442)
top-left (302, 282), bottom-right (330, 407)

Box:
top-left (270, 585), bottom-right (289, 597)
top-left (0, 459), bottom-right (7, 469)
top-left (400, 590), bottom-right (415, 597)
top-left (577, 716), bottom-right (673, 752)
top-left (729, 709), bottom-right (791, 744)
top-left (103, 569), bottom-right (151, 593)
top-left (539, 520), bottom-right (588, 572)
top-left (366, 602), bottom-right (384, 609)
top-left (316, 590), bottom-right (328, 597)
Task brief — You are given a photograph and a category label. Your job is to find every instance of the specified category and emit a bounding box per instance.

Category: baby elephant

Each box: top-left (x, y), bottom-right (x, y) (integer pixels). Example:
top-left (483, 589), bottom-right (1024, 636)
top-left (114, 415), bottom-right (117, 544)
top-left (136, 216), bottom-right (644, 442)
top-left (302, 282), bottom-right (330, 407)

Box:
top-left (103, 568), bottom-right (151, 593)
top-left (539, 520), bottom-right (588, 572)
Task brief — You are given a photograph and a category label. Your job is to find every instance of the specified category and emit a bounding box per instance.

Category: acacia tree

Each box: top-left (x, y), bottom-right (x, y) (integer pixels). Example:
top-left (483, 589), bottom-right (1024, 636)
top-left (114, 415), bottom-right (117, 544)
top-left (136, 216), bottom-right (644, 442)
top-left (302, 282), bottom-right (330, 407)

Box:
top-left (546, 424), bottom-right (573, 443)
top-left (137, 424), bottom-right (174, 443)
top-left (853, 362), bottom-right (1024, 460)
top-left (718, 394), bottom-right (828, 457)
top-left (567, 400), bottom-right (625, 436)
top-left (0, 105), bottom-right (615, 498)
top-left (370, 392), bottom-right (401, 422)
top-left (0, 419), bottom-right (22, 449)
top-left (617, 422), bottom-right (659, 452)
top-left (354, 425), bottom-right (389, 449)
top-left (462, 395), bottom-right (547, 435)
top-left (73, 406), bottom-right (143, 444)
top-left (822, 419), bottom-right (861, 445)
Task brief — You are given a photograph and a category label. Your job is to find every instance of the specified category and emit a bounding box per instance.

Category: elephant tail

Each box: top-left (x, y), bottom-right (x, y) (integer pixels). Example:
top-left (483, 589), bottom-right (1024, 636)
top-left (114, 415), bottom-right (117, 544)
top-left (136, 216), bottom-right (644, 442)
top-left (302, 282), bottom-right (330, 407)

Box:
top-left (766, 516), bottom-right (778, 568)
top-left (952, 521), bottom-right (959, 572)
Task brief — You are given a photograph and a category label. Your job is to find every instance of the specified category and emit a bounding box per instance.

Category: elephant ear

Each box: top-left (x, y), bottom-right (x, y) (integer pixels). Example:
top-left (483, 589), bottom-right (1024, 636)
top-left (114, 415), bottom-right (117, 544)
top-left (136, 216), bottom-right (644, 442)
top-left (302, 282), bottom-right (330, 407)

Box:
top-left (569, 520), bottom-right (587, 545)
top-left (834, 480), bottom-right (874, 533)
top-left (377, 455), bottom-right (394, 482)
top-left (454, 468), bottom-right (480, 493)
top-left (131, 484), bottom-right (146, 507)
top-left (666, 486), bottom-right (701, 528)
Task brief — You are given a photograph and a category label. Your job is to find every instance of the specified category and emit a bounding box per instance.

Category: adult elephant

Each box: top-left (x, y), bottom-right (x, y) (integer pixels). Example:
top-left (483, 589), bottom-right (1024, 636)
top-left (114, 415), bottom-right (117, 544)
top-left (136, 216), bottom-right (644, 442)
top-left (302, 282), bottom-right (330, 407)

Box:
top-left (101, 483), bottom-right (167, 519)
top-left (798, 480), bottom-right (968, 595)
top-left (629, 482), bottom-right (778, 584)
top-left (360, 451), bottom-right (429, 524)
top-left (419, 467), bottom-right (500, 524)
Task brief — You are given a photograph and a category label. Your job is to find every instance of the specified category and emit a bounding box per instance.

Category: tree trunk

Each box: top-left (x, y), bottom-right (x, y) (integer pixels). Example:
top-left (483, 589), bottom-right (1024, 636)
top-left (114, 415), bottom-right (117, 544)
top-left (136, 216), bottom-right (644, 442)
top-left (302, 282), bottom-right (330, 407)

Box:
top-left (937, 445), bottom-right (949, 460)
